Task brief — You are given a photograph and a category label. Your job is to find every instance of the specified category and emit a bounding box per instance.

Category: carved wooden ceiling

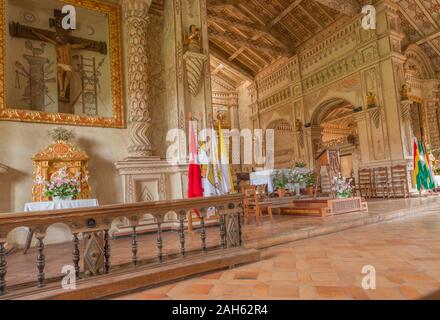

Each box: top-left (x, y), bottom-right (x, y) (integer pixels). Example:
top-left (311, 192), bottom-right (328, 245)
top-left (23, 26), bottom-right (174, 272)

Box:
top-left (397, 0), bottom-right (440, 71)
top-left (206, 0), bottom-right (363, 85)
top-left (207, 0), bottom-right (440, 87)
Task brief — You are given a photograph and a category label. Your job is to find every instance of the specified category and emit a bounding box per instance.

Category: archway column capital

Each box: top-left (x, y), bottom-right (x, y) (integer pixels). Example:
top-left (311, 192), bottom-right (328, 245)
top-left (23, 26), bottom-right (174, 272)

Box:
top-left (122, 0), bottom-right (152, 20)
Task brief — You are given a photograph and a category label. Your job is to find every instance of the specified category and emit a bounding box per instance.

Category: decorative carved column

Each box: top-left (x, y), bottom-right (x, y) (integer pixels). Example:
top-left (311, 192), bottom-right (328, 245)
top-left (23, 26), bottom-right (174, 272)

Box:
top-left (116, 0), bottom-right (188, 235)
top-left (304, 125), bottom-right (322, 168)
top-left (123, 0), bottom-right (154, 158)
top-left (353, 110), bottom-right (371, 164)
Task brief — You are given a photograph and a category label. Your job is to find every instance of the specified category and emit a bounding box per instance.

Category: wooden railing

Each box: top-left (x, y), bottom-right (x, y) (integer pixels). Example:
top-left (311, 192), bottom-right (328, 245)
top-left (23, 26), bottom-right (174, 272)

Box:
top-left (0, 194), bottom-right (244, 296)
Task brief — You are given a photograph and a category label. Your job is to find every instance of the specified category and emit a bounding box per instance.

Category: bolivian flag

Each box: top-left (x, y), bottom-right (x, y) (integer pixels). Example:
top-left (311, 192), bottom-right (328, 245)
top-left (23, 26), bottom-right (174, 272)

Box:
top-left (413, 138), bottom-right (435, 191)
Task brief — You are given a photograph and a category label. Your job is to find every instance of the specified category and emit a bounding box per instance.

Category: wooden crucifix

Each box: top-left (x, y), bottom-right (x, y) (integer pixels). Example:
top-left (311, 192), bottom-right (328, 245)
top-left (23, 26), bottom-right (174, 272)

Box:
top-left (9, 10), bottom-right (107, 113)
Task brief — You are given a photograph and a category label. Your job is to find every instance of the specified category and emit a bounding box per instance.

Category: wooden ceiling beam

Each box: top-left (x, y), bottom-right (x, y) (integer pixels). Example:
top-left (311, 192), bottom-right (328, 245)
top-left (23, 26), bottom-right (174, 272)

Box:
top-left (208, 27), bottom-right (289, 57)
top-left (208, 10), bottom-right (268, 35)
top-left (416, 31), bottom-right (440, 45)
top-left (313, 0), bottom-right (360, 16)
top-left (208, 11), bottom-right (295, 56)
top-left (414, 0), bottom-right (439, 29)
top-left (267, 0), bottom-right (303, 28)
top-left (399, 6), bottom-right (440, 58)
top-left (298, 4), bottom-right (324, 30)
top-left (209, 45), bottom-right (255, 81)
top-left (235, 2), bottom-right (296, 53)
top-left (207, 0), bottom-right (237, 8)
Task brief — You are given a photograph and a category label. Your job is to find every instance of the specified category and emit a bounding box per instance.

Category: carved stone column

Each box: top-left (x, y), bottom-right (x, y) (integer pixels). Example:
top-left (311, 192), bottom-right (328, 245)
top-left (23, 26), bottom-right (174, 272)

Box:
top-left (123, 0), bottom-right (154, 158)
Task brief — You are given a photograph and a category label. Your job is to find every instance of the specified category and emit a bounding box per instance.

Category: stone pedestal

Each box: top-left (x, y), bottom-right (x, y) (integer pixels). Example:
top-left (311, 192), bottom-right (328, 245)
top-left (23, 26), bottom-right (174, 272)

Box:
top-left (116, 159), bottom-right (188, 203)
top-left (115, 159), bottom-right (188, 235)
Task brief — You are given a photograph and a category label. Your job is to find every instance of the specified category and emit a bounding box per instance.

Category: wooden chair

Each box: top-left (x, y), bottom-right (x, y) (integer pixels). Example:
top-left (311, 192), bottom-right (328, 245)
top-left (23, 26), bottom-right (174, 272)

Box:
top-left (373, 167), bottom-right (390, 198)
top-left (358, 168), bottom-right (373, 199)
top-left (390, 165), bottom-right (410, 198)
top-left (242, 185), bottom-right (273, 225)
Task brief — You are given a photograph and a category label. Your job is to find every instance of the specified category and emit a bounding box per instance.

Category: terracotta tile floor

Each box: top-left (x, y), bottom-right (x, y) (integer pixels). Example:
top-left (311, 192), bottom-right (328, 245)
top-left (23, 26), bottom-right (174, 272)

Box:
top-left (117, 206), bottom-right (440, 300)
top-left (4, 196), bottom-right (440, 294)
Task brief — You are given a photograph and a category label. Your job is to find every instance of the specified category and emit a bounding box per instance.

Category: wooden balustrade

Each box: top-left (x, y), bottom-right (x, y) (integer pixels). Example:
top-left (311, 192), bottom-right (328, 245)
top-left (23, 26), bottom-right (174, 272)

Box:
top-left (0, 194), bottom-right (243, 297)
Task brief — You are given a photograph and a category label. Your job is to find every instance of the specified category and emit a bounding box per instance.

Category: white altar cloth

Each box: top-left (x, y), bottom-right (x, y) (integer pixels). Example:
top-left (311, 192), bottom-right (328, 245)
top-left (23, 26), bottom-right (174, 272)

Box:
top-left (250, 169), bottom-right (291, 193)
top-left (24, 199), bottom-right (99, 212)
top-left (435, 176), bottom-right (440, 187)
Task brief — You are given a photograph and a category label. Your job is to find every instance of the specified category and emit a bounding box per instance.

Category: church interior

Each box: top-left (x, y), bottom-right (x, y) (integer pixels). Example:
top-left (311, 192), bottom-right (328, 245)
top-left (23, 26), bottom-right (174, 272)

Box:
top-left (1, 0), bottom-right (440, 301)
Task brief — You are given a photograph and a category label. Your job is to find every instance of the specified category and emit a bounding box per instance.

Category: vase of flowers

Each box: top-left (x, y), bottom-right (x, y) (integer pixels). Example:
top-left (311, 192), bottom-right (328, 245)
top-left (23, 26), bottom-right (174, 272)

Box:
top-left (272, 170), bottom-right (287, 197)
top-left (36, 167), bottom-right (81, 201)
top-left (331, 174), bottom-right (353, 199)
top-left (288, 168), bottom-right (308, 196)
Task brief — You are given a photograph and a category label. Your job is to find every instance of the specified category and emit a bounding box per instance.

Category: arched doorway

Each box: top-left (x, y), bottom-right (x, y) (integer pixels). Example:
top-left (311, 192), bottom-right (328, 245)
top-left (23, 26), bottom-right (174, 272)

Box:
top-left (266, 119), bottom-right (295, 169)
top-left (312, 98), bottom-right (359, 179)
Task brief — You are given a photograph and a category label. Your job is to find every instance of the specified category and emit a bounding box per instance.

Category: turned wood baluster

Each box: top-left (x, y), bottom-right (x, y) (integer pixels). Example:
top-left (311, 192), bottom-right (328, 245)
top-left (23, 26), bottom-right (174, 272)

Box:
top-left (72, 234), bottom-right (80, 278)
top-left (237, 212), bottom-right (243, 246)
top-left (220, 214), bottom-right (226, 249)
top-left (0, 241), bottom-right (7, 295)
top-left (179, 216), bottom-right (185, 257)
top-left (36, 236), bottom-right (45, 288)
top-left (157, 223), bottom-right (163, 262)
top-left (200, 216), bottom-right (207, 253)
top-left (131, 226), bottom-right (138, 266)
top-left (104, 230), bottom-right (111, 273)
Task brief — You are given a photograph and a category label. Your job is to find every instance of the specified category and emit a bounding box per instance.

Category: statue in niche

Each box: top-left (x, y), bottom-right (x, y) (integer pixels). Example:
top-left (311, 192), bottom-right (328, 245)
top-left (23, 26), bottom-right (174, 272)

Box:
top-left (184, 24), bottom-right (201, 53)
top-left (400, 84), bottom-right (409, 101)
top-left (366, 91), bottom-right (377, 109)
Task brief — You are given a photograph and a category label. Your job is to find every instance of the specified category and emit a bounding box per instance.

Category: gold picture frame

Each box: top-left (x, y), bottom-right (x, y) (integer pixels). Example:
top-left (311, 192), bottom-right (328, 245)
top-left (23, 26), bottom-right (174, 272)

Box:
top-left (0, 0), bottom-right (124, 128)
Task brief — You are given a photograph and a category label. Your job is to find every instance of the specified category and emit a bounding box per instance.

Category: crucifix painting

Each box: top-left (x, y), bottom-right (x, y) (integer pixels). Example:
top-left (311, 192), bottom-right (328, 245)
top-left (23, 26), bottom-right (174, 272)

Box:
top-left (1, 0), bottom-right (123, 127)
top-left (9, 7), bottom-right (107, 113)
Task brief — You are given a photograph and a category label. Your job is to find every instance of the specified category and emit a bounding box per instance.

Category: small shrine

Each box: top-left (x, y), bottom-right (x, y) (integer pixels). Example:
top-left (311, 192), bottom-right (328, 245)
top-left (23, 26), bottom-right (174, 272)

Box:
top-left (32, 128), bottom-right (91, 202)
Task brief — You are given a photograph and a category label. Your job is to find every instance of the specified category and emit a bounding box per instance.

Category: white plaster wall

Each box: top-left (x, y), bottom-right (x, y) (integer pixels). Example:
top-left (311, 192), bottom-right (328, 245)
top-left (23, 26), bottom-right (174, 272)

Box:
top-left (0, 121), bottom-right (129, 214)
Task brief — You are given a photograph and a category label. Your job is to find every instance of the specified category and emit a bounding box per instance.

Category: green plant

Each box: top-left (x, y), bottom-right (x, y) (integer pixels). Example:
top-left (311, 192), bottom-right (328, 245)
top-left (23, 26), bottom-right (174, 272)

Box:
top-left (272, 170), bottom-right (287, 189)
top-left (294, 161), bottom-right (306, 168)
top-left (304, 171), bottom-right (317, 187)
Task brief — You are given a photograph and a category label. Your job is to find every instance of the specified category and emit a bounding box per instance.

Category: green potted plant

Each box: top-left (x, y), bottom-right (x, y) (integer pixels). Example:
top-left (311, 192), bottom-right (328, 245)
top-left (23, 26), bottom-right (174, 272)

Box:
top-left (304, 171), bottom-right (317, 195)
top-left (272, 170), bottom-right (287, 197)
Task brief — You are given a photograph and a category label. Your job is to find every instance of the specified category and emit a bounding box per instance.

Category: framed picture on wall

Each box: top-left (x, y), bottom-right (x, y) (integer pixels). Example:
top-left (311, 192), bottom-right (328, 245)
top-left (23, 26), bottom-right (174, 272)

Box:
top-left (0, 0), bottom-right (124, 128)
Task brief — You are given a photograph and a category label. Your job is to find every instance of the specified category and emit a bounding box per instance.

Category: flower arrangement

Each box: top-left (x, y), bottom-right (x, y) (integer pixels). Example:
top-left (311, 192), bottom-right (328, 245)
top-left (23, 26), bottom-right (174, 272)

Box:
top-left (35, 167), bottom-right (82, 200)
top-left (331, 174), bottom-right (353, 198)
top-left (288, 168), bottom-right (307, 184)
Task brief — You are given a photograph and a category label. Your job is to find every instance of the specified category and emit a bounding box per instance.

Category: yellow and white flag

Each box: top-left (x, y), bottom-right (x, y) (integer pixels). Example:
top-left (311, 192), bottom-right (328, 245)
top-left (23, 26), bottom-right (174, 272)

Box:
top-left (218, 122), bottom-right (235, 194)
